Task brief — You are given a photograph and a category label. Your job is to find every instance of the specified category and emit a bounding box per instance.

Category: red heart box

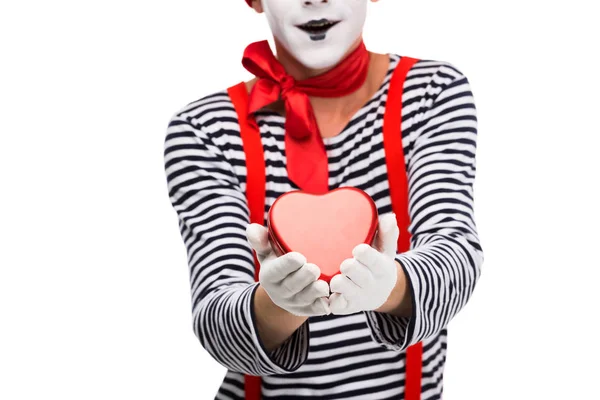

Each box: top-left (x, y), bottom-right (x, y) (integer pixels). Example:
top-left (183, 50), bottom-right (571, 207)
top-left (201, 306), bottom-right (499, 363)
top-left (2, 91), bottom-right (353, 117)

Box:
top-left (267, 187), bottom-right (379, 283)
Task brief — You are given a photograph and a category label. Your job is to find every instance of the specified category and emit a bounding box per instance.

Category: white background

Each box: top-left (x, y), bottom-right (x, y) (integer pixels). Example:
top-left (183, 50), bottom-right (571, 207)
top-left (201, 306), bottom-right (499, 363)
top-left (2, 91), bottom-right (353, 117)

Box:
top-left (1, 0), bottom-right (598, 399)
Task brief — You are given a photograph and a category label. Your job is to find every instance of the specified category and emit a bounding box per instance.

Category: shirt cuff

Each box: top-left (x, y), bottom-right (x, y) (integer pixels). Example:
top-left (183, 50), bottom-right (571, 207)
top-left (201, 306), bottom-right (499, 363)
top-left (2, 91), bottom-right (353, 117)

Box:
top-left (247, 283), bottom-right (310, 374)
top-left (363, 253), bottom-right (421, 352)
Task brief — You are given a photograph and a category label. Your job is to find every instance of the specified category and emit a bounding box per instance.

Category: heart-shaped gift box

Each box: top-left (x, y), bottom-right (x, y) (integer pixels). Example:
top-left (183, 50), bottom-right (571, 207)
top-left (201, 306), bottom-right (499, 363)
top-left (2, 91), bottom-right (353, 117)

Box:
top-left (267, 187), bottom-right (379, 283)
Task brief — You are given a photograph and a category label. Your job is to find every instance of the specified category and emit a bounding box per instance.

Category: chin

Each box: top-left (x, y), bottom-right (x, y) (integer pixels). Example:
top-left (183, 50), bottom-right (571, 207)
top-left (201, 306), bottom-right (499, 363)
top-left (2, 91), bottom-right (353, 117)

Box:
top-left (293, 46), bottom-right (349, 71)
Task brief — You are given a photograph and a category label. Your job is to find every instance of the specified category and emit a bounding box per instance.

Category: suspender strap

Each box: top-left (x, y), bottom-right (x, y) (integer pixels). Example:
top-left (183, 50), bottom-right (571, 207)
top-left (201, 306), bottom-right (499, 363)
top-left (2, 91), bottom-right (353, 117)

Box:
top-left (227, 81), bottom-right (264, 400)
top-left (383, 55), bottom-right (423, 400)
top-left (227, 81), bottom-right (265, 282)
top-left (228, 54), bottom-right (422, 400)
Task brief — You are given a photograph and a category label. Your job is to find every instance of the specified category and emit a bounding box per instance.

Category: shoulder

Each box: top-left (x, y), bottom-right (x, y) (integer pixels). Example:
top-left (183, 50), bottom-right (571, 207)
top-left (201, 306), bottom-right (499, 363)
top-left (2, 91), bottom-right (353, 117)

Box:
top-left (164, 85), bottom-right (246, 179)
top-left (388, 54), bottom-right (472, 99)
top-left (167, 85), bottom-right (240, 131)
top-left (393, 54), bottom-right (469, 82)
top-left (390, 53), bottom-right (472, 86)
top-left (164, 82), bottom-right (249, 160)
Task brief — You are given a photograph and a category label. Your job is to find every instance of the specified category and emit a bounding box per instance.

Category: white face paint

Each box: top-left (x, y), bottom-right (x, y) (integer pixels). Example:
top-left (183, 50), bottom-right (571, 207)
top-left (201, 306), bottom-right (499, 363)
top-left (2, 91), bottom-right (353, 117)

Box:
top-left (261, 0), bottom-right (368, 70)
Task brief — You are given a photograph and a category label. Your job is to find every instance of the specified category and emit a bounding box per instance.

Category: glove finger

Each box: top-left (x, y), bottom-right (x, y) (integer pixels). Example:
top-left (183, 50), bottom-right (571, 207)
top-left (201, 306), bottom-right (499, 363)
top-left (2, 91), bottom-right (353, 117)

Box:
top-left (246, 223), bottom-right (273, 264)
top-left (292, 296), bottom-right (330, 317)
top-left (262, 251), bottom-right (307, 283)
top-left (329, 292), bottom-right (350, 315)
top-left (281, 262), bottom-right (320, 295)
top-left (352, 243), bottom-right (388, 278)
top-left (330, 274), bottom-right (360, 298)
top-left (375, 213), bottom-right (400, 259)
top-left (339, 258), bottom-right (375, 289)
top-left (312, 296), bottom-right (331, 315)
top-left (294, 279), bottom-right (329, 305)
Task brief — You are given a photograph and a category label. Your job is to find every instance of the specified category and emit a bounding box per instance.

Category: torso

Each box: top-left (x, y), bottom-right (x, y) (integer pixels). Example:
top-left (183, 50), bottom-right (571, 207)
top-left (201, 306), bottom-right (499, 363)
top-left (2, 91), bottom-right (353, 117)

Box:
top-left (164, 53), bottom-right (480, 399)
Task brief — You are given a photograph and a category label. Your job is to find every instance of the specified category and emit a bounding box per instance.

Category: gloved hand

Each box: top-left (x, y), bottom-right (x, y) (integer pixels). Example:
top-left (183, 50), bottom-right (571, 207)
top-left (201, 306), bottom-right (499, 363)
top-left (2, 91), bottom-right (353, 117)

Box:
top-left (246, 223), bottom-right (331, 317)
top-left (329, 213), bottom-right (400, 315)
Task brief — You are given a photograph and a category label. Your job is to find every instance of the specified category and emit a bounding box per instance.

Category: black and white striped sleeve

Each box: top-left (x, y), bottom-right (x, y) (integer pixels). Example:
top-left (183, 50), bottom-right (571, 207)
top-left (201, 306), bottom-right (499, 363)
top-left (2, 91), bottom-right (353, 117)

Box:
top-left (364, 66), bottom-right (484, 351)
top-left (163, 113), bottom-right (309, 375)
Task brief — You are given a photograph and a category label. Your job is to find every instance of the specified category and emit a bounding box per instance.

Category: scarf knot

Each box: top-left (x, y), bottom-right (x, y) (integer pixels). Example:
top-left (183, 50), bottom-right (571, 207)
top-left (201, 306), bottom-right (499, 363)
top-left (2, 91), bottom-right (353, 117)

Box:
top-left (279, 75), bottom-right (296, 98)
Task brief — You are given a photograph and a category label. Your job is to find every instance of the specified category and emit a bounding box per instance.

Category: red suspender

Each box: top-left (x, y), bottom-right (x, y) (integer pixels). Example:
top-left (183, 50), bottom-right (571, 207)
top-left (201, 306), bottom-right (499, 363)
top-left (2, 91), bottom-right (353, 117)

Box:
top-left (227, 82), bottom-right (266, 284)
top-left (382, 56), bottom-right (423, 400)
top-left (227, 55), bottom-right (422, 400)
top-left (227, 81), bottom-right (264, 400)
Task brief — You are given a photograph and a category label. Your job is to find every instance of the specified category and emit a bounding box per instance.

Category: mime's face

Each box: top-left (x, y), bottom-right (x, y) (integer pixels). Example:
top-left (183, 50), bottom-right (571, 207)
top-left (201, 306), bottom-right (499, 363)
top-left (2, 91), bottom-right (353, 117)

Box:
top-left (261, 0), bottom-right (369, 69)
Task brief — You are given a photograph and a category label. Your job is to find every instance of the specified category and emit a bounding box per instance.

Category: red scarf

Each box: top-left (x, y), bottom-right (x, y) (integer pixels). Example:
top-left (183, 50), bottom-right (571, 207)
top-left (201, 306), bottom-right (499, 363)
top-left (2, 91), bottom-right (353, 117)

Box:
top-left (241, 40), bottom-right (370, 194)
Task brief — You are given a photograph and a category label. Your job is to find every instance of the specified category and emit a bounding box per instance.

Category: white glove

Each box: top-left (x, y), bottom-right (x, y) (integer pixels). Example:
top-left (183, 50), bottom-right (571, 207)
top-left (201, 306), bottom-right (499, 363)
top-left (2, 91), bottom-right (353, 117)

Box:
top-left (329, 213), bottom-right (400, 315)
top-left (246, 223), bottom-right (331, 317)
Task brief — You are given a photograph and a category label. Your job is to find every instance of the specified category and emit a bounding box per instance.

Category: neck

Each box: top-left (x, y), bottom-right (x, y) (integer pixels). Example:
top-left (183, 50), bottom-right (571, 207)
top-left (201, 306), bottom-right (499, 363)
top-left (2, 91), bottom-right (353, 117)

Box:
top-left (310, 51), bottom-right (388, 136)
top-left (274, 37), bottom-right (387, 122)
top-left (244, 38), bottom-right (390, 133)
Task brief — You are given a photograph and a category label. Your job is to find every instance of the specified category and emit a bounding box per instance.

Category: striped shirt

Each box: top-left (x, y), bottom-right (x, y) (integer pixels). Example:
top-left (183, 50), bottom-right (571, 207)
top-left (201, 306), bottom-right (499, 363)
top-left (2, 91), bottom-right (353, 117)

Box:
top-left (163, 53), bottom-right (484, 399)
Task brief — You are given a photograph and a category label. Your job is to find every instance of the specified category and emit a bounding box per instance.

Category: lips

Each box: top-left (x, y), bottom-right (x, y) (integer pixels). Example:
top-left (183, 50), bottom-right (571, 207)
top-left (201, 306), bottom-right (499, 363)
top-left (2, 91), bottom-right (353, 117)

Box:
top-left (296, 18), bottom-right (340, 40)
